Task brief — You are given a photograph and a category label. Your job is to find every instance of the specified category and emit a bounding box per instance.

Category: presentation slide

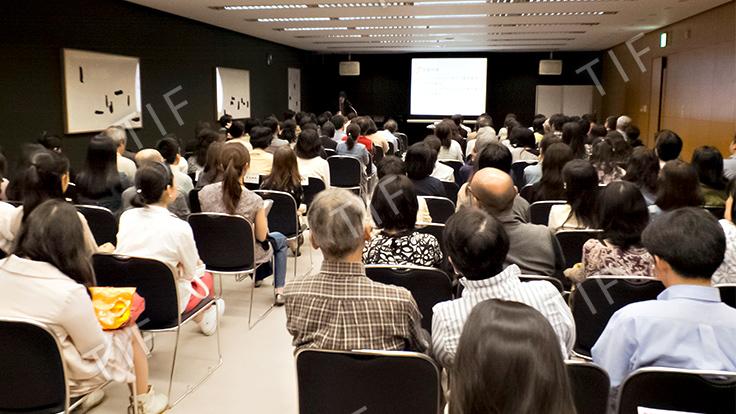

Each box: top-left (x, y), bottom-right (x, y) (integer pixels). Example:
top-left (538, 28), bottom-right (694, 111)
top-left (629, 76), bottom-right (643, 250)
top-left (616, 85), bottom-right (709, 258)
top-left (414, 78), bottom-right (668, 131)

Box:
top-left (410, 58), bottom-right (488, 116)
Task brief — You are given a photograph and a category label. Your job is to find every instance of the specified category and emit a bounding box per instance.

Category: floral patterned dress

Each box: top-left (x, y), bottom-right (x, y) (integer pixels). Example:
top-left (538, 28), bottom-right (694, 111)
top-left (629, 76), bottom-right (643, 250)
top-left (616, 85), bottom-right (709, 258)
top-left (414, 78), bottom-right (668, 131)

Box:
top-left (363, 230), bottom-right (443, 268)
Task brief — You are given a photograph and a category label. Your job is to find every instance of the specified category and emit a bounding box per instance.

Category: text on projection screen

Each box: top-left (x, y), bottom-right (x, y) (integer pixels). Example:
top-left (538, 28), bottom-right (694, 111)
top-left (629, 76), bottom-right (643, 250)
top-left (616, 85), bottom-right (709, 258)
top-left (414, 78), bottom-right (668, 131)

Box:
top-left (410, 58), bottom-right (488, 116)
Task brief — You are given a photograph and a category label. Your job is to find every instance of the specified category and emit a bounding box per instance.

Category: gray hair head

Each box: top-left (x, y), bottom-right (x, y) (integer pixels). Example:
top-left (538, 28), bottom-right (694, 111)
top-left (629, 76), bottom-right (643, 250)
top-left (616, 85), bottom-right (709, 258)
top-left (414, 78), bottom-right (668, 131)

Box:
top-left (104, 125), bottom-right (127, 147)
top-left (616, 115), bottom-right (632, 131)
top-left (308, 188), bottom-right (366, 259)
top-left (475, 126), bottom-right (499, 154)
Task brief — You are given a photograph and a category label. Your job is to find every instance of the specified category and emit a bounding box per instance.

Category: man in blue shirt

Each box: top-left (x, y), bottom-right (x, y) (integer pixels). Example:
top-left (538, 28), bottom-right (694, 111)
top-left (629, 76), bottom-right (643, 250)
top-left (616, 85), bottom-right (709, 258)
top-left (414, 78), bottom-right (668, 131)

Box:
top-left (592, 207), bottom-right (736, 388)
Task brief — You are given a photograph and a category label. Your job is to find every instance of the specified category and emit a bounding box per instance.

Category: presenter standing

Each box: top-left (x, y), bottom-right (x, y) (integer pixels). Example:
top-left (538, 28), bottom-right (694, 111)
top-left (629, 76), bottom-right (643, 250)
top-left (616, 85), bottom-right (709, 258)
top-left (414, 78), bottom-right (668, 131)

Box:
top-left (338, 91), bottom-right (357, 117)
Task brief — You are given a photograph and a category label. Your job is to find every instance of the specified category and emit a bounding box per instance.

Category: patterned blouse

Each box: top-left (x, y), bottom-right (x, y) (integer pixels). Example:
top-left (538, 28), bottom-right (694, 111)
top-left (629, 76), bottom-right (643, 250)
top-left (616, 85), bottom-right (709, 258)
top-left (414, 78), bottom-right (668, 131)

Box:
top-left (713, 220), bottom-right (736, 285)
top-left (363, 230), bottom-right (443, 268)
top-left (567, 238), bottom-right (655, 283)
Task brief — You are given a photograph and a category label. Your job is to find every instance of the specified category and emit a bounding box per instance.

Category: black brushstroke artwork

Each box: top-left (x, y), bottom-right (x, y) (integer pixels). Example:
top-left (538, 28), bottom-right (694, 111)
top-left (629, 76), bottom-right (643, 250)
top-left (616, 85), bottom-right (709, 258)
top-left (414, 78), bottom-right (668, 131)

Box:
top-left (94, 110), bottom-right (104, 115)
top-left (127, 95), bottom-right (130, 106)
top-left (131, 117), bottom-right (141, 122)
top-left (79, 66), bottom-right (84, 83)
top-left (94, 90), bottom-right (128, 115)
top-left (114, 90), bottom-right (123, 95)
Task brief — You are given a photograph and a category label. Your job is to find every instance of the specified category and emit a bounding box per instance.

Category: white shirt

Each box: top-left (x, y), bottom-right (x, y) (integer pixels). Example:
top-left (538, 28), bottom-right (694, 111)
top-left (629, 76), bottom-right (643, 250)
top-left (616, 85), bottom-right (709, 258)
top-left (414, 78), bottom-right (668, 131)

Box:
top-left (172, 157), bottom-right (189, 175)
top-left (297, 156), bottom-right (331, 187)
top-left (117, 154), bottom-right (137, 182)
top-left (713, 219), bottom-right (736, 285)
top-left (437, 140), bottom-right (464, 162)
top-left (548, 204), bottom-right (588, 232)
top-left (115, 205), bottom-right (200, 311)
top-left (431, 264), bottom-right (575, 368)
top-left (431, 162), bottom-right (455, 183)
top-left (172, 168), bottom-right (194, 198)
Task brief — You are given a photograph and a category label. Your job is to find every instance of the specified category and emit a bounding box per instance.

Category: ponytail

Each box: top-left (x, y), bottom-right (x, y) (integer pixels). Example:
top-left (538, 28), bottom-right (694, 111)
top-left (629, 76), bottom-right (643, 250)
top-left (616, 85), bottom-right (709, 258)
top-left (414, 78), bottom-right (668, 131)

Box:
top-left (218, 143), bottom-right (250, 215)
top-left (132, 163), bottom-right (172, 208)
top-left (346, 123), bottom-right (360, 151)
top-left (22, 150), bottom-right (68, 220)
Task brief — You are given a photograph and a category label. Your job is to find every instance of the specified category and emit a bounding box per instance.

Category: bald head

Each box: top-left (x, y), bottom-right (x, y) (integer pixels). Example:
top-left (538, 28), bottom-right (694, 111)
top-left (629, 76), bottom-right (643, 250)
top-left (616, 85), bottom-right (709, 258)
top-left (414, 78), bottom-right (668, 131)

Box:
top-left (469, 168), bottom-right (516, 215)
top-left (135, 149), bottom-right (164, 166)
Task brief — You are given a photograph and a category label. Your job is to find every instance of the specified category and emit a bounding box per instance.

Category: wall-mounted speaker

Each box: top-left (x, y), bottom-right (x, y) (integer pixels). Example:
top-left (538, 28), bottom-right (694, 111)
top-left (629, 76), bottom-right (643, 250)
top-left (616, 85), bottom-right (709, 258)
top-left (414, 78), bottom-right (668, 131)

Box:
top-left (339, 61), bottom-right (360, 76)
top-left (539, 60), bottom-right (563, 76)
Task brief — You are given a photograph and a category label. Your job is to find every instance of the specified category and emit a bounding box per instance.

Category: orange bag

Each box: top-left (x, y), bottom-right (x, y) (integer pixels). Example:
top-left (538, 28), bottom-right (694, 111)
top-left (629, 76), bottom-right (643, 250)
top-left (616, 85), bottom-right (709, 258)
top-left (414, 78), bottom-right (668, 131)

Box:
top-left (89, 287), bottom-right (144, 330)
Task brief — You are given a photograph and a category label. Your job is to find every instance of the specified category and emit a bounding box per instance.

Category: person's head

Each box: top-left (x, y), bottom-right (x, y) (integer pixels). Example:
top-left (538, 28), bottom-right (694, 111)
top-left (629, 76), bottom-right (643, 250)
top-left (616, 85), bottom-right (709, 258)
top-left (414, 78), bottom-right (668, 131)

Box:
top-left (405, 143), bottom-right (436, 180)
top-left (643, 207), bottom-right (725, 283)
top-left (301, 122), bottom-right (318, 133)
top-left (562, 160), bottom-right (599, 227)
top-left (605, 115), bottom-right (618, 131)
top-left (476, 114), bottom-right (493, 130)
top-left (469, 168), bottom-right (516, 216)
top-left (509, 127), bottom-right (535, 150)
top-left (320, 121), bottom-right (336, 138)
top-left (450, 299), bottom-right (575, 414)
top-left (249, 126), bottom-right (273, 150)
top-left (195, 128), bottom-right (221, 166)
top-left (476, 143), bottom-right (512, 174)
top-left (354, 116), bottom-right (371, 135)
top-left (228, 120), bottom-right (245, 139)
top-left (262, 117), bottom-right (279, 136)
top-left (201, 141), bottom-right (224, 179)
top-left (131, 162), bottom-right (176, 208)
top-left (338, 91), bottom-right (347, 104)
top-left (539, 143), bottom-right (573, 200)
top-left (474, 127), bottom-right (499, 156)
top-left (692, 146), bottom-right (727, 190)
top-left (219, 143), bottom-right (251, 213)
top-left (38, 134), bottom-right (62, 153)
top-left (444, 207), bottom-right (509, 280)
top-left (562, 121), bottom-right (586, 159)
top-left (295, 128), bottom-right (322, 160)
top-left (532, 116), bottom-right (546, 134)
top-left (435, 121), bottom-right (454, 149)
top-left (103, 125), bottom-right (127, 154)
top-left (330, 114), bottom-right (346, 131)
top-left (244, 118), bottom-right (261, 135)
top-left (156, 137), bottom-right (181, 165)
top-left (590, 138), bottom-right (616, 174)
top-left (423, 135), bottom-right (442, 154)
top-left (345, 123), bottom-right (361, 150)
top-left (14, 200), bottom-right (96, 287)
top-left (616, 115), bottom-right (632, 131)
top-left (539, 134), bottom-right (562, 158)
top-left (598, 181), bottom-right (649, 250)
top-left (383, 119), bottom-right (398, 133)
top-left (655, 130), bottom-right (683, 162)
top-left (21, 149), bottom-right (70, 219)
top-left (283, 109), bottom-right (295, 121)
top-left (263, 146), bottom-right (301, 191)
top-left (370, 175), bottom-right (418, 232)
top-left (625, 125), bottom-right (641, 143)
top-left (623, 146), bottom-right (659, 195)
top-left (218, 114), bottom-right (232, 129)
top-left (78, 134), bottom-right (121, 196)
top-left (589, 125), bottom-right (608, 141)
top-left (549, 113), bottom-right (567, 132)
top-left (134, 149), bottom-right (164, 166)
top-left (656, 160), bottom-right (704, 211)
top-left (606, 131), bottom-right (632, 164)
top-left (308, 188), bottom-right (369, 261)
top-left (377, 156), bottom-right (406, 179)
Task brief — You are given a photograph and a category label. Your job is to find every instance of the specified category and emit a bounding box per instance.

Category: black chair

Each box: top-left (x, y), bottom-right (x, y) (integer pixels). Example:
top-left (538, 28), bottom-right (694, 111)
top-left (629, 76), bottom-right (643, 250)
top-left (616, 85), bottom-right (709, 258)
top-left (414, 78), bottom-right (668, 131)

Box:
top-left (704, 205), bottom-right (726, 220)
top-left (254, 190), bottom-right (303, 278)
top-left (244, 174), bottom-right (263, 191)
top-left (92, 254), bottom-right (222, 407)
top-left (323, 148), bottom-right (337, 159)
top-left (519, 184), bottom-right (535, 202)
top-left (75, 205), bottom-right (117, 246)
top-left (441, 181), bottom-right (460, 205)
top-left (717, 283), bottom-right (736, 308)
top-left (570, 276), bottom-right (664, 358)
top-left (556, 229), bottom-right (604, 270)
top-left (302, 177), bottom-right (326, 210)
top-left (387, 141), bottom-right (396, 155)
top-left (519, 274), bottom-right (564, 293)
top-left (0, 318), bottom-right (106, 413)
top-left (188, 213), bottom-right (268, 328)
top-left (566, 360), bottom-right (610, 414)
top-left (421, 196), bottom-right (455, 224)
top-left (328, 155), bottom-right (362, 195)
top-left (188, 188), bottom-right (201, 213)
top-left (395, 132), bottom-right (409, 153)
top-left (617, 368), bottom-right (736, 414)
top-left (373, 145), bottom-right (385, 164)
top-left (529, 200), bottom-right (566, 226)
top-left (365, 265), bottom-right (453, 333)
top-left (439, 160), bottom-right (464, 184)
top-left (296, 349), bottom-right (441, 414)
top-left (511, 161), bottom-right (537, 190)
top-left (64, 182), bottom-right (79, 203)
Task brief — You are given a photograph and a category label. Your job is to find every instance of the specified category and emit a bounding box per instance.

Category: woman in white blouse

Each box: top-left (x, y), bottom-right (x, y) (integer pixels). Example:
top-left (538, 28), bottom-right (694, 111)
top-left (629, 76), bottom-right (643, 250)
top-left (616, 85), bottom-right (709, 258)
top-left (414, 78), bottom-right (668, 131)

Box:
top-left (116, 163), bottom-right (223, 336)
top-left (295, 128), bottom-right (331, 187)
top-left (0, 200), bottom-right (167, 413)
top-left (435, 120), bottom-right (464, 162)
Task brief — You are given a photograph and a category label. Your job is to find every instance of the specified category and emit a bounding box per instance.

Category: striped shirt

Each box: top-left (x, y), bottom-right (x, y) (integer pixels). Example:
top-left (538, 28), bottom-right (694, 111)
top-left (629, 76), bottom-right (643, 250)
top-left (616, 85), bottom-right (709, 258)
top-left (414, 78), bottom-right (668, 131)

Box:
top-left (285, 261), bottom-right (427, 352)
top-left (431, 265), bottom-right (575, 368)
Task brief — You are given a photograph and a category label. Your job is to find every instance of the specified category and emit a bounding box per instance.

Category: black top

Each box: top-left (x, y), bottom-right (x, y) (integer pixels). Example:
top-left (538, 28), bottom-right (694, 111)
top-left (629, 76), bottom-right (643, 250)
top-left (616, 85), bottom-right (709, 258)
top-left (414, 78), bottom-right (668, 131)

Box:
top-left (411, 176), bottom-right (446, 198)
top-left (320, 136), bottom-right (338, 151)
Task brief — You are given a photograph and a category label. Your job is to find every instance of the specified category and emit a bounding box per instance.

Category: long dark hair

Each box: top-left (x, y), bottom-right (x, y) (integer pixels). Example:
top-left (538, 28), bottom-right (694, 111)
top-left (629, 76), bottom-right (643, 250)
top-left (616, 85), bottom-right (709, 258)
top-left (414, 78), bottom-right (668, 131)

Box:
top-left (261, 146), bottom-right (301, 196)
top-left (200, 141), bottom-right (224, 185)
top-left (21, 149), bottom-right (70, 220)
top-left (562, 160), bottom-right (599, 228)
top-left (562, 122), bottom-right (587, 159)
top-left (131, 163), bottom-right (173, 207)
top-left (346, 123), bottom-right (361, 151)
top-left (219, 143), bottom-right (250, 215)
top-left (451, 299), bottom-right (576, 414)
top-left (75, 134), bottom-right (122, 197)
top-left (195, 128), bottom-right (221, 167)
top-left (692, 146), bottom-right (728, 190)
top-left (535, 143), bottom-right (573, 201)
top-left (598, 181), bottom-right (649, 250)
top-left (623, 147), bottom-right (659, 195)
top-left (435, 121), bottom-right (453, 149)
top-left (13, 199), bottom-right (96, 287)
top-left (590, 138), bottom-right (616, 176)
top-left (656, 160), bottom-right (704, 211)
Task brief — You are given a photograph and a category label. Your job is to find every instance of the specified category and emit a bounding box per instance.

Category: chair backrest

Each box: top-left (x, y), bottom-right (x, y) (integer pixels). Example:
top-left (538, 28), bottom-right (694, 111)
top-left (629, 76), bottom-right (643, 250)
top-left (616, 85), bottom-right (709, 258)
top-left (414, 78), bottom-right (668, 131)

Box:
top-left (0, 318), bottom-right (68, 413)
top-left (439, 160), bottom-right (464, 184)
top-left (323, 148), bottom-right (337, 159)
top-left (566, 360), bottom-right (610, 414)
top-left (441, 181), bottom-right (460, 205)
top-left (704, 205), bottom-right (726, 220)
top-left (618, 368), bottom-right (736, 414)
top-left (64, 182), bottom-right (78, 203)
top-left (420, 196), bottom-right (455, 224)
top-left (302, 177), bottom-right (326, 210)
top-left (373, 145), bottom-right (385, 164)
top-left (717, 283), bottom-right (736, 309)
top-left (570, 276), bottom-right (665, 357)
top-left (519, 184), bottom-right (535, 202)
top-left (519, 274), bottom-right (564, 293)
top-left (254, 190), bottom-right (300, 238)
top-left (187, 213), bottom-right (256, 273)
top-left (529, 200), bottom-right (566, 225)
top-left (328, 156), bottom-right (362, 188)
top-left (6, 200), bottom-right (22, 207)
top-left (365, 265), bottom-right (453, 333)
top-left (92, 254), bottom-right (181, 330)
top-left (188, 188), bottom-right (201, 213)
top-left (395, 132), bottom-right (409, 153)
top-left (511, 161), bottom-right (537, 190)
top-left (75, 204), bottom-right (117, 246)
top-left (556, 229), bottom-right (604, 270)
top-left (387, 141), bottom-right (396, 155)
top-left (296, 349), bottom-right (441, 414)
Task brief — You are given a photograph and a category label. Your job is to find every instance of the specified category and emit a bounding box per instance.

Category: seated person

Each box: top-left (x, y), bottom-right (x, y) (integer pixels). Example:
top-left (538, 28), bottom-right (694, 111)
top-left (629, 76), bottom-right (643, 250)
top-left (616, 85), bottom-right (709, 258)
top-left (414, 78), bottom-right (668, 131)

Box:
top-left (524, 142), bottom-right (573, 203)
top-left (260, 146), bottom-right (304, 207)
top-left (649, 160), bottom-right (704, 218)
top-left (336, 123), bottom-right (370, 168)
top-left (405, 143), bottom-right (446, 198)
top-left (654, 129), bottom-right (682, 169)
top-left (692, 146), bottom-right (728, 207)
top-left (376, 156), bottom-right (431, 223)
top-left (450, 299), bottom-right (576, 414)
top-left (0, 200), bottom-right (167, 413)
top-left (76, 134), bottom-right (131, 214)
top-left (318, 120), bottom-right (338, 152)
top-left (156, 137), bottom-right (194, 198)
top-left (523, 134), bottom-right (561, 187)
top-left (227, 120), bottom-right (253, 151)
top-left (120, 149), bottom-right (189, 220)
top-left (469, 168), bottom-right (565, 277)
top-left (285, 188), bottom-right (427, 351)
top-left (714, 180), bottom-right (736, 285)
top-left (508, 127), bottom-right (538, 163)
top-left (434, 120), bottom-right (464, 162)
top-left (432, 207), bottom-right (574, 369)
top-left (565, 181), bottom-right (654, 283)
top-left (548, 160), bottom-right (598, 231)
top-left (104, 125), bottom-right (137, 182)
top-left (592, 208), bottom-right (736, 389)
top-left (246, 126), bottom-right (275, 176)
top-left (116, 163), bottom-right (223, 334)
top-left (424, 136), bottom-right (456, 183)
top-left (263, 117), bottom-right (288, 153)
top-left (363, 175), bottom-right (443, 268)
top-left (295, 128), bottom-right (331, 187)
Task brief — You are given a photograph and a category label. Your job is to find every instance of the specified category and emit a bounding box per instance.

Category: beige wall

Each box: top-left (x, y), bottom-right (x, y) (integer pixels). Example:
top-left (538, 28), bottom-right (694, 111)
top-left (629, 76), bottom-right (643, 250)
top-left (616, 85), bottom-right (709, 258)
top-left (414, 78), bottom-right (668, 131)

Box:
top-left (600, 1), bottom-right (736, 160)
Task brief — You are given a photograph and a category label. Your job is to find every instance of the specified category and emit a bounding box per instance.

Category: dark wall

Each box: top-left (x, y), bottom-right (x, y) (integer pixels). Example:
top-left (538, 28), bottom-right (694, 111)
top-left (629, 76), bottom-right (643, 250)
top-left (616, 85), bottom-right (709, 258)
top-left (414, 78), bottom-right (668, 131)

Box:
top-left (1, 0), bottom-right (304, 169)
top-left (302, 51), bottom-right (602, 142)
